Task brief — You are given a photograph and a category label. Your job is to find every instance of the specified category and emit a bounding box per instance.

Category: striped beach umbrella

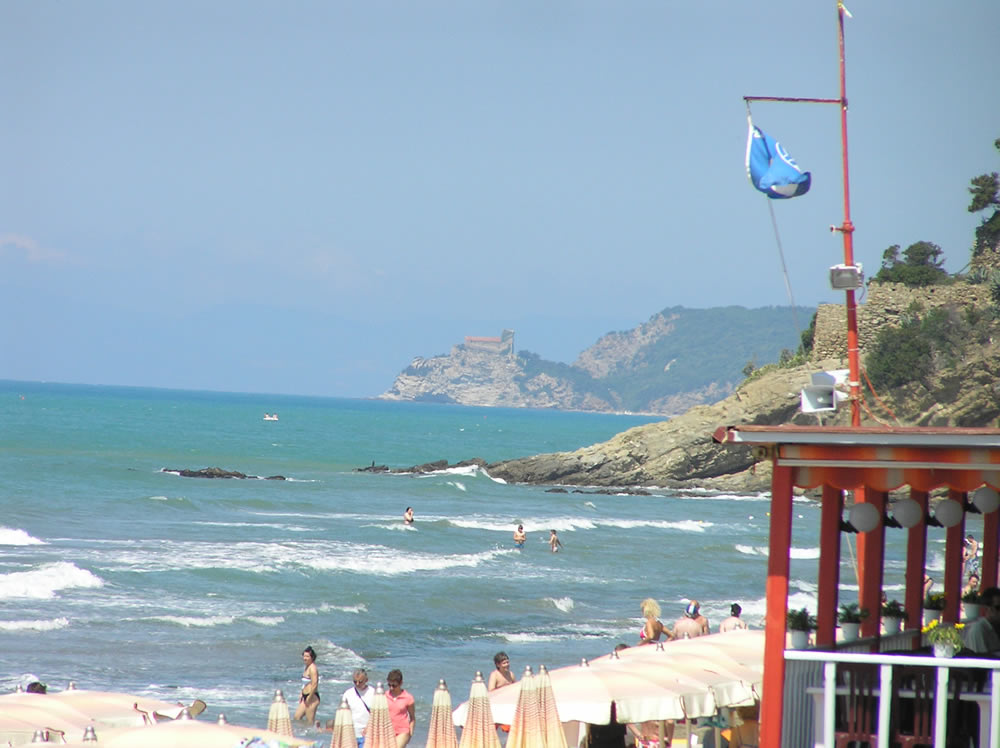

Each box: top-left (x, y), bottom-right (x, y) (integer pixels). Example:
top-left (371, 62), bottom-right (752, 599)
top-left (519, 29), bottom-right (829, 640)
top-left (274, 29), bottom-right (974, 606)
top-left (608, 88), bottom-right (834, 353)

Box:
top-left (364, 683), bottom-right (397, 748)
top-left (266, 689), bottom-right (293, 736)
top-left (456, 672), bottom-right (501, 748)
top-left (535, 666), bottom-right (567, 748)
top-left (506, 667), bottom-right (543, 748)
top-left (426, 680), bottom-right (458, 748)
top-left (329, 698), bottom-right (357, 748)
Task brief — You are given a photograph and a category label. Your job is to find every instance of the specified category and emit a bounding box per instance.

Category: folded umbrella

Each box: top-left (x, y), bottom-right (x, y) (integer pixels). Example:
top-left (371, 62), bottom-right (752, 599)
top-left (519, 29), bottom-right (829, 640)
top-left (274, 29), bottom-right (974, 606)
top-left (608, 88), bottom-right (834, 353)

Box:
top-left (364, 683), bottom-right (397, 748)
top-left (267, 688), bottom-right (294, 736)
top-left (536, 667), bottom-right (567, 748)
top-left (506, 667), bottom-right (542, 748)
top-left (329, 698), bottom-right (357, 748)
top-left (456, 672), bottom-right (501, 748)
top-left (426, 680), bottom-right (458, 748)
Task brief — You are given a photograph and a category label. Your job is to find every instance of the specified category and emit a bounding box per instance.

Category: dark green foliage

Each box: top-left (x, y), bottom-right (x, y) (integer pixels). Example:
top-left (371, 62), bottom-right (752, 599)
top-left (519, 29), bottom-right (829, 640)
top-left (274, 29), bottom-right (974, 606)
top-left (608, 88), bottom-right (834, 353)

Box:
top-left (800, 312), bottom-right (817, 355)
top-left (866, 306), bottom-right (970, 391)
top-left (873, 241), bottom-right (950, 287)
top-left (968, 137), bottom-right (1000, 255)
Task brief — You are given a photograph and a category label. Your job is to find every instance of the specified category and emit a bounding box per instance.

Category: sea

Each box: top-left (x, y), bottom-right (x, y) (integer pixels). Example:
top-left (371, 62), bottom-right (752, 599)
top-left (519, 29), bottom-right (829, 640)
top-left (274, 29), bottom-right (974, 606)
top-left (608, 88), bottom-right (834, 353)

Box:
top-left (0, 380), bottom-right (973, 746)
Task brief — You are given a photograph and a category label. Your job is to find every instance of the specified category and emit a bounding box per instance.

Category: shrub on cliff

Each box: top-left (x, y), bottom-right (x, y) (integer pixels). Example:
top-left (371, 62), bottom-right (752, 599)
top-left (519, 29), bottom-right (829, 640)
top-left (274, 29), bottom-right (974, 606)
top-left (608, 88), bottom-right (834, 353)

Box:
top-left (873, 241), bottom-right (950, 287)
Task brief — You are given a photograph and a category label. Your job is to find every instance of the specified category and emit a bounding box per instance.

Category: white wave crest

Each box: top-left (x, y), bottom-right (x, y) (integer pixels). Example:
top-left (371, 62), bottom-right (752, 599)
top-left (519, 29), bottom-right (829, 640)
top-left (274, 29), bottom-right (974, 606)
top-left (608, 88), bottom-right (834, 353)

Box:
top-left (447, 480), bottom-right (467, 491)
top-left (0, 562), bottom-right (103, 600)
top-left (546, 597), bottom-right (575, 613)
top-left (153, 615), bottom-right (237, 627)
top-left (599, 518), bottom-right (711, 532)
top-left (0, 617), bottom-right (70, 632)
top-left (246, 616), bottom-right (285, 626)
top-left (733, 545), bottom-right (819, 559)
top-left (0, 527), bottom-right (45, 546)
top-left (311, 547), bottom-right (513, 576)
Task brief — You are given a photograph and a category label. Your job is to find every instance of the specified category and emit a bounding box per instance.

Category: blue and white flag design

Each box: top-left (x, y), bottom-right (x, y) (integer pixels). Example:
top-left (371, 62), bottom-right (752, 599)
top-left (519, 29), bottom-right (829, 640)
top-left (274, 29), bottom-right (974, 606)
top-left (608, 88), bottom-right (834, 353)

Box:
top-left (746, 121), bottom-right (811, 199)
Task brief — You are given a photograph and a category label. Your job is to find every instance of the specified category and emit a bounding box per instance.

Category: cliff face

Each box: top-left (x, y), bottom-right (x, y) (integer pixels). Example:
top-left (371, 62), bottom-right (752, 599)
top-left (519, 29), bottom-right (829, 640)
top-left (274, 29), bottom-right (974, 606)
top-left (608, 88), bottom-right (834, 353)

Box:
top-left (379, 306), bottom-right (805, 415)
top-left (380, 348), bottom-right (616, 411)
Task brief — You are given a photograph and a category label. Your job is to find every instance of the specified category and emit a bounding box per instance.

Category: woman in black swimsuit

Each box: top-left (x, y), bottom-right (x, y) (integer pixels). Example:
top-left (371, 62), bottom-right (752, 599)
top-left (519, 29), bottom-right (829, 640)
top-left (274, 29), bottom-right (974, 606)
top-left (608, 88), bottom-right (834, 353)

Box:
top-left (294, 645), bottom-right (320, 723)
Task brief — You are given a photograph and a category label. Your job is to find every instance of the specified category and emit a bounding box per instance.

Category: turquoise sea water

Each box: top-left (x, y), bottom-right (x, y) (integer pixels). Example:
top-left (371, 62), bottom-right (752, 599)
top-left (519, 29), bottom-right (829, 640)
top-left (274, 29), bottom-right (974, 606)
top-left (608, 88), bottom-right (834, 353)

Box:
top-left (0, 381), bottom-right (975, 745)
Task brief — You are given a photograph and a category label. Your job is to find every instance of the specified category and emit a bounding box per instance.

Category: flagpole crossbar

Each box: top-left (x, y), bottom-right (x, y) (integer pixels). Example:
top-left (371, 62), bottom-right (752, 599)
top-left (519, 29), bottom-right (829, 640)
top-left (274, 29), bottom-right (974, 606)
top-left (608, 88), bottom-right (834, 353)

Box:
top-left (744, 96), bottom-right (841, 105)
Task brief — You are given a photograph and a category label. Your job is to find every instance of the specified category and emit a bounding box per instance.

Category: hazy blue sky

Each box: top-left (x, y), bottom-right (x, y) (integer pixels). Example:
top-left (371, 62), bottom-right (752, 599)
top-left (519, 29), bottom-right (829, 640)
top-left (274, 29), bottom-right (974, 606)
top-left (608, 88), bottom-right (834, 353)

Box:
top-left (2, 1), bottom-right (997, 397)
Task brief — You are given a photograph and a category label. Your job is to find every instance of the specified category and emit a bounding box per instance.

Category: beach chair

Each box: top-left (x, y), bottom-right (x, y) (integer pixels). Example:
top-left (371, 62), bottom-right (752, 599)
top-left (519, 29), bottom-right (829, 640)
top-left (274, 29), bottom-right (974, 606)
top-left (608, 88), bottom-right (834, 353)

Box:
top-left (890, 665), bottom-right (934, 748)
top-left (833, 664), bottom-right (879, 748)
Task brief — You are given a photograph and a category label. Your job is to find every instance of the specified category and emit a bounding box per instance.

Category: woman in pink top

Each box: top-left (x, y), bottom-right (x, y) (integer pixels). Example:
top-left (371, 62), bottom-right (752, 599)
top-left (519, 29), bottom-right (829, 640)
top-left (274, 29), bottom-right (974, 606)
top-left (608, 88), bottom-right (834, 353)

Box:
top-left (385, 669), bottom-right (415, 748)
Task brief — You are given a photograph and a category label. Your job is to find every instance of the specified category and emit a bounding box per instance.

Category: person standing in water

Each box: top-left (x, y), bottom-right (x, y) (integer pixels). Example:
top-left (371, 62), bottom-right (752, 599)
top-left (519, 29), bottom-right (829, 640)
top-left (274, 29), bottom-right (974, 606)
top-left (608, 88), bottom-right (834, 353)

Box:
top-left (294, 646), bottom-right (320, 724)
top-left (403, 507), bottom-right (414, 525)
top-left (385, 669), bottom-right (415, 748)
top-left (513, 524), bottom-right (526, 549)
top-left (548, 529), bottom-right (562, 553)
top-left (719, 602), bottom-right (749, 632)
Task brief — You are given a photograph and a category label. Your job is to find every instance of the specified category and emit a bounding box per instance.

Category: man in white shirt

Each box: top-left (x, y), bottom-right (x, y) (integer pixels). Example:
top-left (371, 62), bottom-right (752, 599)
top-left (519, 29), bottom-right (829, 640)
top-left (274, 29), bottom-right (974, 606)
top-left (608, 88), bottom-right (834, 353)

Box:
top-left (342, 668), bottom-right (375, 747)
top-left (963, 587), bottom-right (1000, 654)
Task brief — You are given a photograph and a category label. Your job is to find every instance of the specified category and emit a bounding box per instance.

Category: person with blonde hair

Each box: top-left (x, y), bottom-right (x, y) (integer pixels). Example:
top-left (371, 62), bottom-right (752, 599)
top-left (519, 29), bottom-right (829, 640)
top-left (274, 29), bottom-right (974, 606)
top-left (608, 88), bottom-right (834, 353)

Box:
top-left (639, 598), bottom-right (670, 644)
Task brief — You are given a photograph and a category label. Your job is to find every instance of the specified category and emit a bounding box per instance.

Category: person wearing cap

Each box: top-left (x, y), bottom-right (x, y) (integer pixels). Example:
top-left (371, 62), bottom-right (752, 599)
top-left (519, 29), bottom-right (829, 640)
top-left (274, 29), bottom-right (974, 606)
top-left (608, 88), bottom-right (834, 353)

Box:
top-left (672, 600), bottom-right (706, 639)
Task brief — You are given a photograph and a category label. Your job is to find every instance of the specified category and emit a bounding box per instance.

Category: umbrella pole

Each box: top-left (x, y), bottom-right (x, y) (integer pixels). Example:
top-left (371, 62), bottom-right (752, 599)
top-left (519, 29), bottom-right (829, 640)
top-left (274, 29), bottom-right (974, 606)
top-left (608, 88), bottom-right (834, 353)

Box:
top-left (658, 719), bottom-right (665, 748)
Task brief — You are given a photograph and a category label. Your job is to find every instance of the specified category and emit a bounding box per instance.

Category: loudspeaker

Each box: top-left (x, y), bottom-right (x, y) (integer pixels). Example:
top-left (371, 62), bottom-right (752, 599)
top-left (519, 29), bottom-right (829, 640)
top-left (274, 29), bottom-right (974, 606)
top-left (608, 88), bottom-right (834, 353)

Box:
top-left (801, 385), bottom-right (836, 412)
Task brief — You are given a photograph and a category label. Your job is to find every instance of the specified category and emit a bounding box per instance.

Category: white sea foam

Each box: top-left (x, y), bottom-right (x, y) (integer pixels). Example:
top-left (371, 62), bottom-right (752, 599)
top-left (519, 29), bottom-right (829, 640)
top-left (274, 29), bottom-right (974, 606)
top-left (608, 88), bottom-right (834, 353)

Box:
top-left (447, 480), bottom-right (468, 491)
top-left (0, 617), bottom-right (70, 632)
top-left (311, 547), bottom-right (513, 576)
top-left (245, 616), bottom-right (284, 626)
top-left (545, 597), bottom-right (575, 613)
top-left (502, 632), bottom-right (563, 643)
top-left (152, 615), bottom-right (237, 627)
top-left (0, 562), bottom-right (103, 600)
top-left (366, 523), bottom-right (416, 532)
top-left (733, 545), bottom-right (820, 559)
top-left (0, 527), bottom-right (45, 546)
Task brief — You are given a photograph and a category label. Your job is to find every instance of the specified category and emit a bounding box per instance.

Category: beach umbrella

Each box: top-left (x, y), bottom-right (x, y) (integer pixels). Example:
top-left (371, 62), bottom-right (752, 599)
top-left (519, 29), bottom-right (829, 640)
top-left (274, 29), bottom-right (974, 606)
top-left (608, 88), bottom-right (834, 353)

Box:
top-left (535, 667), bottom-right (567, 748)
top-left (506, 667), bottom-right (543, 748)
top-left (329, 698), bottom-right (357, 748)
top-left (426, 680), bottom-right (458, 748)
top-left (453, 631), bottom-right (764, 729)
top-left (58, 718), bottom-right (317, 748)
top-left (456, 672), bottom-right (500, 748)
top-left (45, 688), bottom-right (194, 727)
top-left (363, 682), bottom-right (397, 748)
top-left (267, 688), bottom-right (294, 736)
top-left (0, 694), bottom-right (96, 743)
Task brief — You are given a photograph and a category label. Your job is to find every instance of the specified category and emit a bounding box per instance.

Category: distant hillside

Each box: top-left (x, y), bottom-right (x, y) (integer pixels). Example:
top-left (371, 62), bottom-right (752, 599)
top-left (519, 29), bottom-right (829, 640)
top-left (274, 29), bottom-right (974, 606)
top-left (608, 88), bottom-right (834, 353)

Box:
top-left (379, 305), bottom-right (810, 414)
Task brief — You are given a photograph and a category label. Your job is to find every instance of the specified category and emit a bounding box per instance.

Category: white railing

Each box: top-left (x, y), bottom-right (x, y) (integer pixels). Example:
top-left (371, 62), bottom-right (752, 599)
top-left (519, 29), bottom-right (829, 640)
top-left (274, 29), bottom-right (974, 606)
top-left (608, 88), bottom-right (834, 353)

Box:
top-left (784, 648), bottom-right (1000, 748)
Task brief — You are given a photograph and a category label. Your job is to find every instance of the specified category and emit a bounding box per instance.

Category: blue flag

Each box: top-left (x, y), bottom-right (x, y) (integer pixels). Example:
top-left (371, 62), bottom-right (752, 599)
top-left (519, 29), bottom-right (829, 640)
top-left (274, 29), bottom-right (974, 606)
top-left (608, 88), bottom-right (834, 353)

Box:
top-left (746, 122), bottom-right (811, 199)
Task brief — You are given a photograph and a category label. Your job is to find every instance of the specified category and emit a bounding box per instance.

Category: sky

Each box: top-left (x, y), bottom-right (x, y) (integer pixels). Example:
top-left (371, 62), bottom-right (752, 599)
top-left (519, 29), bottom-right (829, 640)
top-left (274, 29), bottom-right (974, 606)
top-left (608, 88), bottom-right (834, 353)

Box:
top-left (2, 1), bottom-right (998, 398)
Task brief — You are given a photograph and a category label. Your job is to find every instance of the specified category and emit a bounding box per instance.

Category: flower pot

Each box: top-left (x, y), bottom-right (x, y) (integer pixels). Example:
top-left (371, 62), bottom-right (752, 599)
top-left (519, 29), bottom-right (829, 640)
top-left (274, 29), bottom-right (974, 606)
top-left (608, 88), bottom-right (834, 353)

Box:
top-left (882, 616), bottom-right (902, 635)
top-left (922, 608), bottom-right (940, 627)
top-left (933, 642), bottom-right (956, 658)
top-left (789, 629), bottom-right (809, 650)
top-left (840, 622), bottom-right (861, 641)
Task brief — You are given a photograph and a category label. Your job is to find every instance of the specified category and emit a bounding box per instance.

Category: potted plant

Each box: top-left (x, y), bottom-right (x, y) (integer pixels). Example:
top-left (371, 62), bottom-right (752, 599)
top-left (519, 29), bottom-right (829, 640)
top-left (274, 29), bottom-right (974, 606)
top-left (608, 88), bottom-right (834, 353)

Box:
top-left (786, 608), bottom-right (816, 649)
top-left (923, 592), bottom-right (946, 626)
top-left (925, 621), bottom-right (964, 658)
top-left (961, 589), bottom-right (982, 620)
top-left (837, 602), bottom-right (870, 641)
top-left (880, 599), bottom-right (908, 635)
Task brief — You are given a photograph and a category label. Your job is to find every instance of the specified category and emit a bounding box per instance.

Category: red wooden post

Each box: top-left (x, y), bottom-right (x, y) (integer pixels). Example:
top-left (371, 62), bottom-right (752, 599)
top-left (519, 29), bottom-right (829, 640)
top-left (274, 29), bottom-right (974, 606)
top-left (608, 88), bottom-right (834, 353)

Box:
top-left (983, 507), bottom-right (999, 590)
top-left (759, 465), bottom-right (794, 748)
top-left (858, 490), bottom-right (886, 640)
top-left (905, 490), bottom-right (930, 645)
top-left (816, 485), bottom-right (843, 647)
top-left (942, 490), bottom-right (967, 624)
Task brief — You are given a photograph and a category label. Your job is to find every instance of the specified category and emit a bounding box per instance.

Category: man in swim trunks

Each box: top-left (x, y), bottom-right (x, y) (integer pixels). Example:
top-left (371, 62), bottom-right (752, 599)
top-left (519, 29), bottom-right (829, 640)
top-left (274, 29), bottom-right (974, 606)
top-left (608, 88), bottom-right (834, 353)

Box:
top-left (673, 601), bottom-right (706, 639)
top-left (513, 524), bottom-right (526, 549)
top-left (548, 529), bottom-right (562, 553)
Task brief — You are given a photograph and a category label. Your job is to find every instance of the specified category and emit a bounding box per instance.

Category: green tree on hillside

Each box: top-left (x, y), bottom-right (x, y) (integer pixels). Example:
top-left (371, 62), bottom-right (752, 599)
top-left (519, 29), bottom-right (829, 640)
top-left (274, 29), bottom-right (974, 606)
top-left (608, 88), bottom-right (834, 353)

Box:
top-left (969, 137), bottom-right (1000, 256)
top-left (872, 241), bottom-right (949, 287)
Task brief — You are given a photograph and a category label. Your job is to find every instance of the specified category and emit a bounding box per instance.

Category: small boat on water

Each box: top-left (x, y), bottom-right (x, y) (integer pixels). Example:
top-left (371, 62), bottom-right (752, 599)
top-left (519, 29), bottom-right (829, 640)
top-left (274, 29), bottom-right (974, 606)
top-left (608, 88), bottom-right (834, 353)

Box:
top-left (263, 413), bottom-right (279, 421)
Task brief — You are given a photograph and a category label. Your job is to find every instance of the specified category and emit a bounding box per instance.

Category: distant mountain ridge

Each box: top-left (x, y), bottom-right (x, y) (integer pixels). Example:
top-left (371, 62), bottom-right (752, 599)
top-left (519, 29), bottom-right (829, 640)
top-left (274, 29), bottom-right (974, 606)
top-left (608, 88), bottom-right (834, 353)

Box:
top-left (379, 305), bottom-right (809, 415)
